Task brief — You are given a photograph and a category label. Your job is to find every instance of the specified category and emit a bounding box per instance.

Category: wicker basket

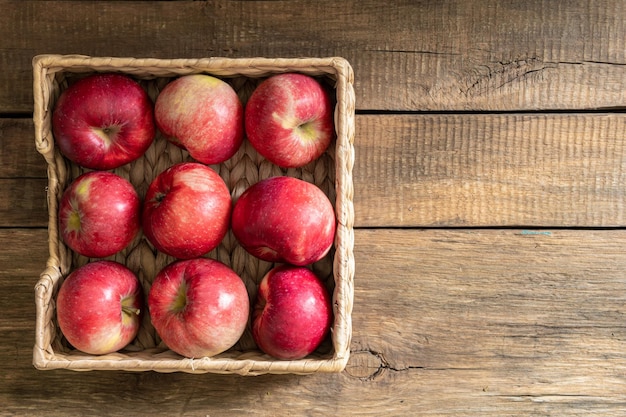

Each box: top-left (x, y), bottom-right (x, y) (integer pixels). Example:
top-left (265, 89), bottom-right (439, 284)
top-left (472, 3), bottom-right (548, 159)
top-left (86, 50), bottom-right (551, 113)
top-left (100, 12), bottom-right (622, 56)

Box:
top-left (32, 54), bottom-right (355, 375)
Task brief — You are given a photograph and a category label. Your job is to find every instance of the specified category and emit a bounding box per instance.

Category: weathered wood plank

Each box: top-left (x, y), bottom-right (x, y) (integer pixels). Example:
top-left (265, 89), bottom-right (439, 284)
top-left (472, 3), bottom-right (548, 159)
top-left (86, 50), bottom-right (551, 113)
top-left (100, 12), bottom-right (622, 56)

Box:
top-left (1, 0), bottom-right (625, 112)
top-left (0, 118), bottom-right (46, 178)
top-left (355, 113), bottom-right (626, 227)
top-left (0, 229), bottom-right (46, 332)
top-left (6, 113), bottom-right (626, 228)
top-left (0, 178), bottom-right (48, 227)
top-left (2, 228), bottom-right (626, 415)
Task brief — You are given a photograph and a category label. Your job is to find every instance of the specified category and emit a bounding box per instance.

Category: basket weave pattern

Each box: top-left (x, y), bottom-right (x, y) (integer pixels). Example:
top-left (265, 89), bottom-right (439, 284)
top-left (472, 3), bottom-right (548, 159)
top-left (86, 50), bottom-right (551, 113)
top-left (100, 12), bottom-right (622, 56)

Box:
top-left (32, 55), bottom-right (355, 375)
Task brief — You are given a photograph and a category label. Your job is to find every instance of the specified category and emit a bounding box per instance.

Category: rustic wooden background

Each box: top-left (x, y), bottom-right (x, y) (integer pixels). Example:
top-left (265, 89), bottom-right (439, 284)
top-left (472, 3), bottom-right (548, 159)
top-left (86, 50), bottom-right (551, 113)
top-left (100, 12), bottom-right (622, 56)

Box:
top-left (2, 0), bottom-right (626, 415)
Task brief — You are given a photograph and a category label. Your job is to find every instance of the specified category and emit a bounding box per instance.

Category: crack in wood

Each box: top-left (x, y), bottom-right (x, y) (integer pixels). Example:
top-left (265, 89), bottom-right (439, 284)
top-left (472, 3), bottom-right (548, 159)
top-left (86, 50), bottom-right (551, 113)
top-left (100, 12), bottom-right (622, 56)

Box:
top-left (365, 48), bottom-right (461, 56)
top-left (461, 57), bottom-right (554, 97)
top-left (344, 349), bottom-right (388, 380)
top-left (545, 60), bottom-right (626, 67)
top-left (345, 349), bottom-right (427, 380)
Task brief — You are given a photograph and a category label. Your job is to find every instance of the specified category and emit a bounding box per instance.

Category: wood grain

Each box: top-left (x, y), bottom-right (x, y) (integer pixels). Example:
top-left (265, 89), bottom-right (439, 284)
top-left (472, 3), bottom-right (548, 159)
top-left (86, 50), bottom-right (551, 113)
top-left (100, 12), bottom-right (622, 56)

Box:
top-left (6, 113), bottom-right (626, 228)
top-left (0, 118), bottom-right (46, 178)
top-left (0, 178), bottom-right (48, 227)
top-left (1, 0), bottom-right (625, 112)
top-left (355, 113), bottom-right (626, 227)
top-left (2, 228), bottom-right (626, 415)
top-left (0, 118), bottom-right (48, 227)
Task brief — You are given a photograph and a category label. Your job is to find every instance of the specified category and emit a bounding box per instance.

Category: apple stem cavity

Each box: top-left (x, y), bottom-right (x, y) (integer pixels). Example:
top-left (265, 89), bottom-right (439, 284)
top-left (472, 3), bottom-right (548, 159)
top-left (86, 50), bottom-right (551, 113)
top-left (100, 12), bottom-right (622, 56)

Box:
top-left (122, 305), bottom-right (141, 316)
top-left (67, 210), bottom-right (82, 232)
top-left (121, 295), bottom-right (141, 317)
top-left (171, 282), bottom-right (188, 313)
top-left (154, 192), bottom-right (167, 204)
top-left (94, 125), bottom-right (122, 147)
top-left (297, 121), bottom-right (318, 142)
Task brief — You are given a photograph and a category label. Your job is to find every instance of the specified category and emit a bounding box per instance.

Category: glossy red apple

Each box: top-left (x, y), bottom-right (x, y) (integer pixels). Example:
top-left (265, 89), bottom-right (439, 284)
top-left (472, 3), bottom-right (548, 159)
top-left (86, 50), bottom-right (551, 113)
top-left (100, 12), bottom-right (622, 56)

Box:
top-left (155, 74), bottom-right (244, 164)
top-left (142, 162), bottom-right (231, 259)
top-left (52, 73), bottom-right (155, 170)
top-left (252, 265), bottom-right (332, 360)
top-left (148, 258), bottom-right (250, 358)
top-left (56, 260), bottom-right (143, 355)
top-left (231, 176), bottom-right (335, 266)
top-left (59, 171), bottom-right (141, 258)
top-left (245, 73), bottom-right (334, 168)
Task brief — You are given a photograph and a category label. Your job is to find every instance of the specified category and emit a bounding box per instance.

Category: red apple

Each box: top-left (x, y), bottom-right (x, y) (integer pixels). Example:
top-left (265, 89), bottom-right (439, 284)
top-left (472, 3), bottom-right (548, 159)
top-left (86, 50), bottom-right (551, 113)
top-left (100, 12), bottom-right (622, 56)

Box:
top-left (252, 265), bottom-right (332, 360)
top-left (148, 258), bottom-right (250, 358)
top-left (155, 74), bottom-right (244, 164)
top-left (142, 162), bottom-right (231, 259)
top-left (244, 73), bottom-right (334, 168)
top-left (231, 176), bottom-right (335, 266)
top-left (56, 260), bottom-right (143, 355)
top-left (59, 171), bottom-right (141, 258)
top-left (52, 73), bottom-right (155, 170)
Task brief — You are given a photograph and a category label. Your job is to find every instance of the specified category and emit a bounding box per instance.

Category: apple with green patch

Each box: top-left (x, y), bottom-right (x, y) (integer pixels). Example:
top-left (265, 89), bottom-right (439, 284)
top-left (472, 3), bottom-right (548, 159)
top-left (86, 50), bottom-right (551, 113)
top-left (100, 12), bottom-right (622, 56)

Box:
top-left (155, 74), bottom-right (244, 164)
top-left (56, 260), bottom-right (144, 355)
top-left (148, 258), bottom-right (250, 358)
top-left (59, 171), bottom-right (141, 258)
top-left (52, 73), bottom-right (155, 170)
top-left (244, 73), bottom-right (334, 168)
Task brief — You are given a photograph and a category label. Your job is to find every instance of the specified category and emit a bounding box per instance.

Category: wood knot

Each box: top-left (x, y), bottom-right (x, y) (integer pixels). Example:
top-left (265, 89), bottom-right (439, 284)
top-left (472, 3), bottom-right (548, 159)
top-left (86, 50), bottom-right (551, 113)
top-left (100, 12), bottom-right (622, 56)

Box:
top-left (344, 350), bottom-right (386, 380)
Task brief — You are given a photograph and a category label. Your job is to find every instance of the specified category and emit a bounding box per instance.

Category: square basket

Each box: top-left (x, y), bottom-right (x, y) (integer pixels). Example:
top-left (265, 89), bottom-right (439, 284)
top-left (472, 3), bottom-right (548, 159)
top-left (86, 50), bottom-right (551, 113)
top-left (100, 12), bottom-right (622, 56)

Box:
top-left (32, 54), bottom-right (355, 375)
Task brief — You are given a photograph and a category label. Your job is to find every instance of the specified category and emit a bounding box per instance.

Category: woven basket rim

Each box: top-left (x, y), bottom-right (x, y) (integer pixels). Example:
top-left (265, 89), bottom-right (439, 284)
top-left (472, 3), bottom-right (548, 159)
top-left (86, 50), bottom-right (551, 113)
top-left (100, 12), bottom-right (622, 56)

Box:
top-left (33, 54), bottom-right (355, 375)
top-left (32, 54), bottom-right (353, 79)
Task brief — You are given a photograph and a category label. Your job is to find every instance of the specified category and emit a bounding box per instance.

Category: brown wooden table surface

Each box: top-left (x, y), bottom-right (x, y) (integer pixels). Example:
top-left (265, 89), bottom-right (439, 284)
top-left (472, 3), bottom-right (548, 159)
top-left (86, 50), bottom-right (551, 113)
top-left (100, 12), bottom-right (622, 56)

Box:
top-left (2, 1), bottom-right (626, 415)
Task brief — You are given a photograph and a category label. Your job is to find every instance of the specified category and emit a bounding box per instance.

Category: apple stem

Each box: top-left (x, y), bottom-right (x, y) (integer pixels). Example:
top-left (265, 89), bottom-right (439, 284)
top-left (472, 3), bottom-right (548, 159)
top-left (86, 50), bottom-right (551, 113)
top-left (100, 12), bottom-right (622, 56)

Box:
top-left (155, 192), bottom-right (166, 203)
top-left (122, 305), bottom-right (141, 316)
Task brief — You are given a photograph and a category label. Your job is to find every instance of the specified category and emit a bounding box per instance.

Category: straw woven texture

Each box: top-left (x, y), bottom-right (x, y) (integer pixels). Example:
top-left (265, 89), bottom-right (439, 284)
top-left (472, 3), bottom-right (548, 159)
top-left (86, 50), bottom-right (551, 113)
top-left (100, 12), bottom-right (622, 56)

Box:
top-left (32, 55), bottom-right (355, 375)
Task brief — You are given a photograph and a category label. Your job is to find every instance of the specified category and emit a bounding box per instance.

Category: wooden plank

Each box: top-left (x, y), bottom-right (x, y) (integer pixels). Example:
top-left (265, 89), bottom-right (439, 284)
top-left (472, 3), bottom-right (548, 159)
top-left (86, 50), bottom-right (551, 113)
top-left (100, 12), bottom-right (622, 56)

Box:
top-left (0, 229), bottom-right (48, 331)
top-left (0, 178), bottom-right (48, 227)
top-left (1, 0), bottom-right (626, 112)
top-left (6, 113), bottom-right (626, 228)
top-left (0, 118), bottom-right (46, 178)
top-left (0, 119), bottom-right (48, 227)
top-left (2, 228), bottom-right (626, 415)
top-left (355, 113), bottom-right (626, 227)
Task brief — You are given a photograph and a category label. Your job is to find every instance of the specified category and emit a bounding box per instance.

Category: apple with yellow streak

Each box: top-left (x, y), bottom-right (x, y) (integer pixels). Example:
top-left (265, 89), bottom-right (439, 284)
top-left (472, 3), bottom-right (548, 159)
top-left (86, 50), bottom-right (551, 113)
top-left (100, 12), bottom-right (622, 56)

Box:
top-left (155, 74), bottom-right (244, 164)
top-left (52, 73), bottom-right (156, 170)
top-left (59, 171), bottom-right (141, 258)
top-left (148, 258), bottom-right (249, 358)
top-left (56, 260), bottom-right (143, 355)
top-left (244, 73), bottom-right (334, 168)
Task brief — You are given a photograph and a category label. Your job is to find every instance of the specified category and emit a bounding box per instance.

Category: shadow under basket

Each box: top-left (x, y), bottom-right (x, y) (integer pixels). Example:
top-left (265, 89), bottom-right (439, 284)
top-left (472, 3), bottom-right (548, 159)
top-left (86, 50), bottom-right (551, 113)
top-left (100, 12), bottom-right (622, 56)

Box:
top-left (32, 54), bottom-right (355, 375)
